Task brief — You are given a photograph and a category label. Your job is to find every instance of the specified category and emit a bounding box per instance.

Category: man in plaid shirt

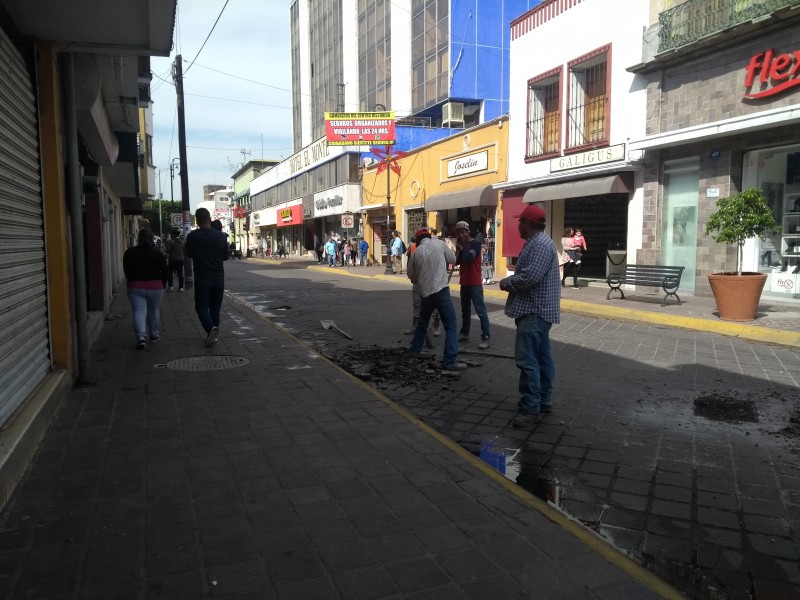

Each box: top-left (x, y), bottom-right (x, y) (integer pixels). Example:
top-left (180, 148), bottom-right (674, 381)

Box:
top-left (499, 204), bottom-right (561, 428)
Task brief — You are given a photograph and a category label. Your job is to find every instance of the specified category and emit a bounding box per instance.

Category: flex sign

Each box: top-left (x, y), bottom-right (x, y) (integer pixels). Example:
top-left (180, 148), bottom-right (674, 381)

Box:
top-left (744, 48), bottom-right (800, 99)
top-left (324, 112), bottom-right (396, 146)
top-left (276, 205), bottom-right (303, 227)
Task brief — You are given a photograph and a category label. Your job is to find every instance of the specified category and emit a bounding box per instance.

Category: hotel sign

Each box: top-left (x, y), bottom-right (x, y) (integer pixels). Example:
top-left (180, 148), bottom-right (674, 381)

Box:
top-left (550, 144), bottom-right (625, 172)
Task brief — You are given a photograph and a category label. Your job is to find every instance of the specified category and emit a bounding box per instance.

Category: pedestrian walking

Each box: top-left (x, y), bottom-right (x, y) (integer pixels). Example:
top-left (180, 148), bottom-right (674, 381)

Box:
top-left (358, 237), bottom-right (369, 266)
top-left (325, 237), bottom-right (337, 267)
top-left (123, 228), bottom-right (168, 349)
top-left (350, 238), bottom-right (358, 267)
top-left (185, 207), bottom-right (230, 347)
top-left (499, 205), bottom-right (560, 428)
top-left (454, 221), bottom-right (491, 349)
top-left (164, 229), bottom-right (185, 292)
top-left (338, 237), bottom-right (348, 266)
top-left (315, 238), bottom-right (324, 263)
top-left (407, 228), bottom-right (465, 371)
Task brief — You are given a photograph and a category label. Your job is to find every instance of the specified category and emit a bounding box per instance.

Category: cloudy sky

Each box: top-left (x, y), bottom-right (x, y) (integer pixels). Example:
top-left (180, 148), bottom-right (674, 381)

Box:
top-left (150, 1), bottom-right (294, 210)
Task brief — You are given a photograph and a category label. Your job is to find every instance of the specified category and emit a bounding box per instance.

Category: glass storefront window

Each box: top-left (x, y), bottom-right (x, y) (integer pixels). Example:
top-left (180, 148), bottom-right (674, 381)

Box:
top-left (744, 147), bottom-right (800, 298)
top-left (661, 161), bottom-right (699, 292)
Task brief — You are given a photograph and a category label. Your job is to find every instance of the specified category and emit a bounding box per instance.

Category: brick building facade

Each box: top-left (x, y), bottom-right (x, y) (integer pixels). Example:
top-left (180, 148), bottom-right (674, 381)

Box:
top-left (630, 1), bottom-right (800, 300)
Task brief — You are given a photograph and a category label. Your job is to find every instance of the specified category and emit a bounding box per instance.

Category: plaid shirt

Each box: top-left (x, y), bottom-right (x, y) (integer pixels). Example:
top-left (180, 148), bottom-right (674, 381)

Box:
top-left (503, 231), bottom-right (561, 324)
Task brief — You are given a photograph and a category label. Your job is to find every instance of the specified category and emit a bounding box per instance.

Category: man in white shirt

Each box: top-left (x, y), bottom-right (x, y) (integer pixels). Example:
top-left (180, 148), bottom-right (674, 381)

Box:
top-left (407, 228), bottom-right (466, 371)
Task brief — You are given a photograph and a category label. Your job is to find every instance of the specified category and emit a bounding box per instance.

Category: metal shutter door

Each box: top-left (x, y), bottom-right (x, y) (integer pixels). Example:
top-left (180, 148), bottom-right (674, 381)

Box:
top-left (0, 29), bottom-right (50, 427)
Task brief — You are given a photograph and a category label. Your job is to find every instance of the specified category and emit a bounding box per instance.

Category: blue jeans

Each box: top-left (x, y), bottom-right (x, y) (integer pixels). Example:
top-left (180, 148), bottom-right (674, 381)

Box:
top-left (127, 287), bottom-right (163, 341)
top-left (194, 276), bottom-right (224, 334)
top-left (460, 285), bottom-right (490, 338)
top-left (515, 314), bottom-right (554, 414)
top-left (409, 287), bottom-right (458, 366)
top-left (328, 254), bottom-right (335, 267)
top-left (359, 251), bottom-right (367, 265)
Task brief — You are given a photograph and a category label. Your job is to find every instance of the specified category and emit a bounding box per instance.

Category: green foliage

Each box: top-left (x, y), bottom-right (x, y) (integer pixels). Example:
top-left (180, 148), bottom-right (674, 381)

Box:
top-left (705, 187), bottom-right (781, 275)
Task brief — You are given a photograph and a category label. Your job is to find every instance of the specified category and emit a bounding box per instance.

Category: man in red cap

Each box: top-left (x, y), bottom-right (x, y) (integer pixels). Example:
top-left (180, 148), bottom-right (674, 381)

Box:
top-left (407, 227), bottom-right (465, 371)
top-left (499, 204), bottom-right (560, 428)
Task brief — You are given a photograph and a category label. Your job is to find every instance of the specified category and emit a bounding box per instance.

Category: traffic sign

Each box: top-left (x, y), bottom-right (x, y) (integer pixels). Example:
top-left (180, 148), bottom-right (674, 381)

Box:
top-left (341, 214), bottom-right (354, 228)
top-left (170, 213), bottom-right (182, 227)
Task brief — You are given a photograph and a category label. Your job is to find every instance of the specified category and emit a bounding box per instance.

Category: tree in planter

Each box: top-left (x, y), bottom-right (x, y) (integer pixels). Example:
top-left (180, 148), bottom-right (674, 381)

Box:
top-left (704, 187), bottom-right (781, 276)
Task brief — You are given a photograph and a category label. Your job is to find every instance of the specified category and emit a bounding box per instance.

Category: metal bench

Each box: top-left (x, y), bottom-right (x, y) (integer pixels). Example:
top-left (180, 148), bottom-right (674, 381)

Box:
top-left (606, 264), bottom-right (685, 306)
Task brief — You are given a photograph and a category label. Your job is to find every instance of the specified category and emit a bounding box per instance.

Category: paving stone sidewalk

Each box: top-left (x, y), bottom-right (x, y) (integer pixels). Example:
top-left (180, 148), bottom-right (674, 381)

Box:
top-left (0, 289), bottom-right (670, 599)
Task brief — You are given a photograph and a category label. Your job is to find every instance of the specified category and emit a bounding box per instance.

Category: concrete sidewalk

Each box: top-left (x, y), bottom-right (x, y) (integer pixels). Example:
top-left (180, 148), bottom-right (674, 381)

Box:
top-left (0, 286), bottom-right (678, 598)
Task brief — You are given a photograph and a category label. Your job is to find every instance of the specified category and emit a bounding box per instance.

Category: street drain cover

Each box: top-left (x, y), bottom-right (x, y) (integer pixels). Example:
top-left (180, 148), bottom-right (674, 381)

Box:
top-left (161, 355), bottom-right (250, 371)
top-left (693, 394), bottom-right (758, 423)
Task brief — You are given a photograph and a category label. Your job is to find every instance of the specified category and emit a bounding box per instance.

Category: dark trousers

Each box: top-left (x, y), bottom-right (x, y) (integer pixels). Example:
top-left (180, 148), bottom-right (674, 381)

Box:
top-left (168, 260), bottom-right (184, 289)
top-left (562, 262), bottom-right (579, 286)
top-left (194, 275), bottom-right (224, 333)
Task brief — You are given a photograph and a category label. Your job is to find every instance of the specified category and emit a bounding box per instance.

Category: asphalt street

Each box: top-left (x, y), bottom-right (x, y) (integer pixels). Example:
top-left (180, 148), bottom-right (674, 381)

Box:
top-left (226, 258), bottom-right (800, 600)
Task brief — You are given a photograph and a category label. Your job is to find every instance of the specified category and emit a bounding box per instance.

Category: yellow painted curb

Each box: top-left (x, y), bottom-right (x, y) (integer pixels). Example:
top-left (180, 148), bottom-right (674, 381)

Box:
top-left (562, 299), bottom-right (800, 348)
top-left (229, 292), bottom-right (683, 599)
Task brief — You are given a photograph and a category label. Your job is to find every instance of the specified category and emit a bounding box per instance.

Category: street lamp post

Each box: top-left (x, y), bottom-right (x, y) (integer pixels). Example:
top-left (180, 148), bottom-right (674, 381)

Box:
top-left (373, 104), bottom-right (394, 274)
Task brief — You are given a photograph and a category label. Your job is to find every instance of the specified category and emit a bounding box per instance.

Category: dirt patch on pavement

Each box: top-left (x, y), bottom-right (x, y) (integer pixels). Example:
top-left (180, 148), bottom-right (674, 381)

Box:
top-left (331, 345), bottom-right (477, 388)
top-left (693, 393), bottom-right (758, 423)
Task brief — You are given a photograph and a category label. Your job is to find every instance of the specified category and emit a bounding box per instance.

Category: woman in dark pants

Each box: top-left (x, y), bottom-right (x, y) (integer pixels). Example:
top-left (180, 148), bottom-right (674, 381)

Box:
top-left (560, 227), bottom-right (580, 289)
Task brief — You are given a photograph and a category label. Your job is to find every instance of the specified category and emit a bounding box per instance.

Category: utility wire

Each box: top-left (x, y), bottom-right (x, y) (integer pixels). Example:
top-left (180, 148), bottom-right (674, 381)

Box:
top-left (184, 0), bottom-right (230, 75)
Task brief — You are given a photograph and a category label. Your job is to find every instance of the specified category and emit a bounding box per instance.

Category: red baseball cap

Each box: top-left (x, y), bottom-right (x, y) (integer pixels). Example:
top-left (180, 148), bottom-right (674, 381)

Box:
top-left (415, 227), bottom-right (430, 239)
top-left (514, 204), bottom-right (546, 224)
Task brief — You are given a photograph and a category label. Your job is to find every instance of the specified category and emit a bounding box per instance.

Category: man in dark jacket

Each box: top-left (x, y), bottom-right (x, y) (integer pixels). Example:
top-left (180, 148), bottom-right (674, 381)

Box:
top-left (185, 208), bottom-right (229, 347)
top-left (164, 229), bottom-right (185, 292)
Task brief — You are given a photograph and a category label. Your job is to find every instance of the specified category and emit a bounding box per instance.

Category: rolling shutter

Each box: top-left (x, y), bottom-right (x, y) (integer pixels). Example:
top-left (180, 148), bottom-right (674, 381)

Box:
top-left (0, 29), bottom-right (50, 426)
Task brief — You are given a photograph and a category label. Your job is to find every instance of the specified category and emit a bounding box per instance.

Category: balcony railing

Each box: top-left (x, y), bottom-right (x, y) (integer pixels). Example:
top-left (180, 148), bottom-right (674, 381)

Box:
top-left (658, 0), bottom-right (800, 53)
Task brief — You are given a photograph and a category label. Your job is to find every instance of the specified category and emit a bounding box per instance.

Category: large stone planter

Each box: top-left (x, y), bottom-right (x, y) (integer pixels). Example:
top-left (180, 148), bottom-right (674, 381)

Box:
top-left (707, 272), bottom-right (768, 322)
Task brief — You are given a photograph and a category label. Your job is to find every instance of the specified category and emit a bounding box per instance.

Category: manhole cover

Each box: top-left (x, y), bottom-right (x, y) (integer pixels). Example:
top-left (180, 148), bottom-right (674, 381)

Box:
top-left (161, 355), bottom-right (250, 371)
top-left (693, 394), bottom-right (758, 423)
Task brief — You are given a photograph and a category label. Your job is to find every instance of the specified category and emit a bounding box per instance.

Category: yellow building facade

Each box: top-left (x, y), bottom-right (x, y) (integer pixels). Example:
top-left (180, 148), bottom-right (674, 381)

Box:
top-left (360, 116), bottom-right (512, 278)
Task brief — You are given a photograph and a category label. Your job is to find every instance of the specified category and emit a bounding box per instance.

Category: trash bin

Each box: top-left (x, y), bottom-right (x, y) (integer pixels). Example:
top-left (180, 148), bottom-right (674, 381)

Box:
top-left (606, 248), bottom-right (627, 278)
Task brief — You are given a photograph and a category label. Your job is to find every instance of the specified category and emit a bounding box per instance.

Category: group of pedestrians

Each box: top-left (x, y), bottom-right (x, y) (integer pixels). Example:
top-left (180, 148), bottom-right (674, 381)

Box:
top-left (122, 207), bottom-right (230, 350)
top-left (320, 235), bottom-right (369, 267)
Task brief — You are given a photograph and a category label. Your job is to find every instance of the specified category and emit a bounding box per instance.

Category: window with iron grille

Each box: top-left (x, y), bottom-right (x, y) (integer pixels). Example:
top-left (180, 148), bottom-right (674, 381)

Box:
top-left (526, 68), bottom-right (561, 159)
top-left (567, 46), bottom-right (609, 149)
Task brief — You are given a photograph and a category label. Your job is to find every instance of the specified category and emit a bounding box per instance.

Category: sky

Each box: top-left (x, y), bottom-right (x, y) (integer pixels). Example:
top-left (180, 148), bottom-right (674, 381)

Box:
top-left (150, 1), bottom-right (294, 210)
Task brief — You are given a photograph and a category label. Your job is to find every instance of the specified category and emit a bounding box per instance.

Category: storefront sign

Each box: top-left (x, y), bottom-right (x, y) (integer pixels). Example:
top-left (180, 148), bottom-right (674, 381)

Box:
top-left (446, 150), bottom-right (488, 178)
top-left (707, 187), bottom-right (720, 198)
top-left (744, 49), bottom-right (800, 99)
top-left (316, 195), bottom-right (343, 211)
top-left (550, 144), bottom-right (625, 172)
top-left (276, 204), bottom-right (303, 227)
top-left (252, 212), bottom-right (260, 226)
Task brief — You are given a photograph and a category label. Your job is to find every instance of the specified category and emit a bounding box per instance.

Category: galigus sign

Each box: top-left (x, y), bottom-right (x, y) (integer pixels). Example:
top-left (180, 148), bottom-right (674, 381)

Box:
top-left (744, 48), bottom-right (800, 99)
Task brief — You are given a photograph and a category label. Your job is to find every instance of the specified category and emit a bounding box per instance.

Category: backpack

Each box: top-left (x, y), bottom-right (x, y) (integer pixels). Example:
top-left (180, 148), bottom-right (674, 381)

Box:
top-left (400, 239), bottom-right (407, 254)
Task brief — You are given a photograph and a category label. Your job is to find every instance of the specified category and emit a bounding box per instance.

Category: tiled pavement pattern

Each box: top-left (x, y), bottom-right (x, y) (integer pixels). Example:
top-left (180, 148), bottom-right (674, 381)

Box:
top-left (0, 282), bottom-right (667, 599)
top-left (228, 258), bottom-right (800, 599)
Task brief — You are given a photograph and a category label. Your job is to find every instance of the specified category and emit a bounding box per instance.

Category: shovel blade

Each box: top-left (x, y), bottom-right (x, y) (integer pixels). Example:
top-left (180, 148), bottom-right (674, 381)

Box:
top-left (320, 320), bottom-right (334, 329)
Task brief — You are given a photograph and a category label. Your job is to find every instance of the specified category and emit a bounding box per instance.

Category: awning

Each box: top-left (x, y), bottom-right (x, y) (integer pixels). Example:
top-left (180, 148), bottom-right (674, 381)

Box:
top-left (522, 174), bottom-right (632, 203)
top-left (426, 185), bottom-right (497, 212)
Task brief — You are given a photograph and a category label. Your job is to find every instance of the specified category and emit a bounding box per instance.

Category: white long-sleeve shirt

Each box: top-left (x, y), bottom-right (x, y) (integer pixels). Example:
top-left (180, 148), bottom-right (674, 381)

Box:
top-left (407, 237), bottom-right (456, 298)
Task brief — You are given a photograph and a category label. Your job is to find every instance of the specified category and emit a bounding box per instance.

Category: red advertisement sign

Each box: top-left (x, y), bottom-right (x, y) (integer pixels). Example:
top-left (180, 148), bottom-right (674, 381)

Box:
top-left (276, 205), bottom-right (303, 227)
top-left (744, 48), bottom-right (800, 99)
top-left (325, 112), bottom-right (396, 146)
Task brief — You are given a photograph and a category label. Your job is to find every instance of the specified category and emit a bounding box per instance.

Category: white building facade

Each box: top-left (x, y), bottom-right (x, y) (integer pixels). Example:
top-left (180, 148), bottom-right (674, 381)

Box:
top-left (499, 0), bottom-right (649, 280)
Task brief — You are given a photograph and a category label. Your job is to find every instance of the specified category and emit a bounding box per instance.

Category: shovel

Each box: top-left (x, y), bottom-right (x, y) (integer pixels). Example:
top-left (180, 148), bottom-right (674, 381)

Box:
top-left (321, 319), bottom-right (353, 340)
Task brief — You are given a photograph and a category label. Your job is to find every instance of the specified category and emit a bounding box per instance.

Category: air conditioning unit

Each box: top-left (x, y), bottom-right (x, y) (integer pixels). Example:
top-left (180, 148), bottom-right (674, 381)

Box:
top-left (442, 102), bottom-right (465, 128)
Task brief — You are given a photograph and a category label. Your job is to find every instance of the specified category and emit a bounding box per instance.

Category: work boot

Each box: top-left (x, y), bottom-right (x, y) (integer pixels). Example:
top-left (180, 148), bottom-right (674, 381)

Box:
top-left (432, 314), bottom-right (441, 337)
top-left (404, 317), bottom-right (418, 335)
